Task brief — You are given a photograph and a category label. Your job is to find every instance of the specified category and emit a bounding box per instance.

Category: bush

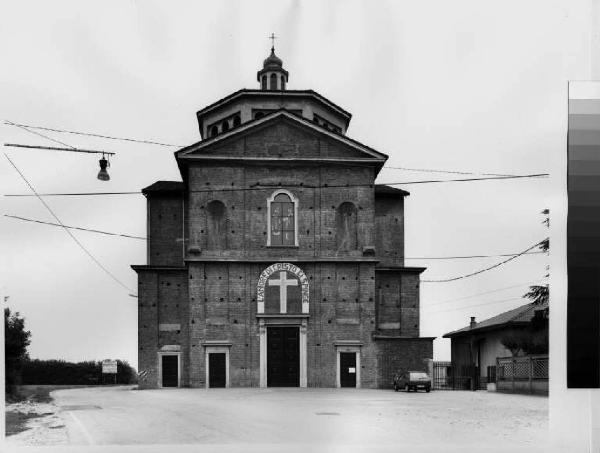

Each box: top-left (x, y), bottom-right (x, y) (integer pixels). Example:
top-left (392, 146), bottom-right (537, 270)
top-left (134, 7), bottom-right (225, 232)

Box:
top-left (21, 359), bottom-right (138, 385)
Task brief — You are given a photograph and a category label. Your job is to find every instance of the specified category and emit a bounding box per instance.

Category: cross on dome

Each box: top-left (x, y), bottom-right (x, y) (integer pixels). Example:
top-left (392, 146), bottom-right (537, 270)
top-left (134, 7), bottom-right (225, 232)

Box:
top-left (268, 32), bottom-right (277, 51)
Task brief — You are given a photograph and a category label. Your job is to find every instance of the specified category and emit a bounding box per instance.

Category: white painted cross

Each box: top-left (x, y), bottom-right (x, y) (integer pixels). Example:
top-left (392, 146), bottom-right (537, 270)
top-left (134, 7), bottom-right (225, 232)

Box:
top-left (268, 271), bottom-right (298, 313)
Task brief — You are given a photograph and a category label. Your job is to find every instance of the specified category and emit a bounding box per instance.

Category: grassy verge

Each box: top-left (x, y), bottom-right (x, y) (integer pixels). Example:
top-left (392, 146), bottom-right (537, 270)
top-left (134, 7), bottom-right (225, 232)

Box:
top-left (6, 385), bottom-right (57, 404)
top-left (5, 411), bottom-right (49, 436)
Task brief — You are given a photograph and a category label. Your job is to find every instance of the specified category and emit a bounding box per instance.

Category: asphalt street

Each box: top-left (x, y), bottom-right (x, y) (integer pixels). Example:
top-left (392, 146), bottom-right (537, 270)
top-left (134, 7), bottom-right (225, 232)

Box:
top-left (50, 386), bottom-right (548, 448)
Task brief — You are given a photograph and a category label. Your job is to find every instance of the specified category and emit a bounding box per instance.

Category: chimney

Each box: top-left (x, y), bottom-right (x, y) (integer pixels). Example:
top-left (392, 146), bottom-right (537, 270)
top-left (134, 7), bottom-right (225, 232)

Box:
top-left (470, 317), bottom-right (476, 329)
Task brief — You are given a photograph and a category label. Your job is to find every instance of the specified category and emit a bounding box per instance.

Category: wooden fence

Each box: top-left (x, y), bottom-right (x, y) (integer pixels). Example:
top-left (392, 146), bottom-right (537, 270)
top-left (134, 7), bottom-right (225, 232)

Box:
top-left (496, 355), bottom-right (548, 395)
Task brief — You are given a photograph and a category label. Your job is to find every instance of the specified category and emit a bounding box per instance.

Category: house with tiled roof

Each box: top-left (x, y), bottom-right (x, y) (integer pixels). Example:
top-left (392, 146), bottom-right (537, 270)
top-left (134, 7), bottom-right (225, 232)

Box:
top-left (443, 300), bottom-right (548, 390)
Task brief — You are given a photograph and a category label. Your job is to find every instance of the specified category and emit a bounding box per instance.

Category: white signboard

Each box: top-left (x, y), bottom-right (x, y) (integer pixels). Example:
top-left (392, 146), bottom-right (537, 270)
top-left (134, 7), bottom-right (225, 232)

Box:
top-left (102, 359), bottom-right (118, 374)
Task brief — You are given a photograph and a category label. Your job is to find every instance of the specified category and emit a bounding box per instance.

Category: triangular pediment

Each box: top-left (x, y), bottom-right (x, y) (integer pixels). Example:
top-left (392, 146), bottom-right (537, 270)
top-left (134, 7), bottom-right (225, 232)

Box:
top-left (176, 111), bottom-right (387, 164)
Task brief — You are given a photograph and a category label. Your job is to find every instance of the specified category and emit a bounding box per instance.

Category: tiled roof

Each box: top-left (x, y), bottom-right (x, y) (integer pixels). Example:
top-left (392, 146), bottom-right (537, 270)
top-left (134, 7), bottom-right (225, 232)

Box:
top-left (196, 89), bottom-right (352, 119)
top-left (141, 181), bottom-right (184, 195)
top-left (375, 184), bottom-right (410, 197)
top-left (443, 300), bottom-right (548, 338)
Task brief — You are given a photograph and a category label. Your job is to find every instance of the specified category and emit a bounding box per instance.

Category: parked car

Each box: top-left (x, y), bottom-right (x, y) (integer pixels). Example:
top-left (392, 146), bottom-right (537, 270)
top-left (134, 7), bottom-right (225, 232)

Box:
top-left (393, 371), bottom-right (431, 392)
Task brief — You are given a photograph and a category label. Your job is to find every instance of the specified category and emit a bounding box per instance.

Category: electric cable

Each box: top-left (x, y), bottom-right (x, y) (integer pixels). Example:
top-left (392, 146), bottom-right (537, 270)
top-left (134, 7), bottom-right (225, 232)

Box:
top-left (423, 278), bottom-right (547, 307)
top-left (4, 121), bottom-right (182, 147)
top-left (421, 239), bottom-right (547, 283)
top-left (4, 154), bottom-right (135, 294)
top-left (3, 215), bottom-right (146, 240)
top-left (406, 251), bottom-right (545, 260)
top-left (3, 173), bottom-right (549, 197)
top-left (5, 121), bottom-right (76, 150)
top-left (423, 296), bottom-right (526, 313)
top-left (381, 166), bottom-right (516, 177)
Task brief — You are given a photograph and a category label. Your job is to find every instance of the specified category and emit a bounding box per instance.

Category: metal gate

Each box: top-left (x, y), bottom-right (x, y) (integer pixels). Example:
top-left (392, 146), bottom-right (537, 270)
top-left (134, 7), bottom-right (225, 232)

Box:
top-left (433, 361), bottom-right (480, 390)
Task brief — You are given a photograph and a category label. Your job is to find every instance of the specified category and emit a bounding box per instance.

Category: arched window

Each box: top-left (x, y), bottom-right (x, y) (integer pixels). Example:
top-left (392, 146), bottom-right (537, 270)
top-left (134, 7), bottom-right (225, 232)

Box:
top-left (267, 190), bottom-right (298, 246)
top-left (233, 115), bottom-right (241, 127)
top-left (255, 111), bottom-right (265, 120)
top-left (210, 126), bottom-right (218, 137)
top-left (222, 120), bottom-right (229, 132)
top-left (206, 200), bottom-right (227, 250)
top-left (269, 73), bottom-right (277, 90)
top-left (261, 75), bottom-right (267, 90)
top-left (336, 202), bottom-right (358, 251)
top-left (281, 76), bottom-right (286, 90)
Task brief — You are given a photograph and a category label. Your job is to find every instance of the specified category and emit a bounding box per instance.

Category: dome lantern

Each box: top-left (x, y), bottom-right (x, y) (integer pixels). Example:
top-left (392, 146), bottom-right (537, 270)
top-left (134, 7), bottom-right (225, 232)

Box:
top-left (257, 33), bottom-right (289, 91)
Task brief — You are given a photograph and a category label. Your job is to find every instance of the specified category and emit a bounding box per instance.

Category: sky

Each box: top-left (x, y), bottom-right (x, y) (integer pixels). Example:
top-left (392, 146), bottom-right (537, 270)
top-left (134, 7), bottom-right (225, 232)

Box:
top-left (0, 0), bottom-right (595, 367)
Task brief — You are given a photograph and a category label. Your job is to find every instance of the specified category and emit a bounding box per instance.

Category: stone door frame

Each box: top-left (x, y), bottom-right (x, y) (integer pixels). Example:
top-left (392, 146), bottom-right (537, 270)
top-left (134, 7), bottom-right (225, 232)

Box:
top-left (258, 315), bottom-right (308, 388)
top-left (202, 342), bottom-right (232, 389)
top-left (157, 351), bottom-right (182, 388)
top-left (335, 341), bottom-right (363, 388)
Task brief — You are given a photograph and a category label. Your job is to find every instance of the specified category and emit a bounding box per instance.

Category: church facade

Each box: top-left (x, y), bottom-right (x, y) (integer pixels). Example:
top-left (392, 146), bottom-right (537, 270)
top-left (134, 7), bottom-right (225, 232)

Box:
top-left (133, 48), bottom-right (434, 389)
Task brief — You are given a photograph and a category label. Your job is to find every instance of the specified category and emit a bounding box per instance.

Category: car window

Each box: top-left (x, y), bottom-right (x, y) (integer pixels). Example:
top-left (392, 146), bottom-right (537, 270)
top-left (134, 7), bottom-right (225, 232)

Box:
top-left (410, 372), bottom-right (429, 379)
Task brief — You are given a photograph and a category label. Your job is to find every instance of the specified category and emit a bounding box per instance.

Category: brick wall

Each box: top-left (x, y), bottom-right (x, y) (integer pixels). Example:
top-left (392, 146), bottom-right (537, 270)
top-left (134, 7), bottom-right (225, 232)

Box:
top-left (375, 270), bottom-right (421, 337)
top-left (183, 261), bottom-right (381, 388)
top-left (375, 196), bottom-right (404, 266)
top-left (147, 195), bottom-right (184, 266)
top-left (186, 164), bottom-right (375, 261)
top-left (137, 269), bottom-right (188, 389)
top-left (400, 273), bottom-right (421, 337)
top-left (136, 115), bottom-right (430, 389)
top-left (375, 339), bottom-right (434, 389)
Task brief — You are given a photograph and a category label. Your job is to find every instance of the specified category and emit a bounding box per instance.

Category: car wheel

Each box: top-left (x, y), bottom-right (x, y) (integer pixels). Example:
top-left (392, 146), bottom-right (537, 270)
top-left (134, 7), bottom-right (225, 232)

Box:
top-left (426, 388), bottom-right (431, 393)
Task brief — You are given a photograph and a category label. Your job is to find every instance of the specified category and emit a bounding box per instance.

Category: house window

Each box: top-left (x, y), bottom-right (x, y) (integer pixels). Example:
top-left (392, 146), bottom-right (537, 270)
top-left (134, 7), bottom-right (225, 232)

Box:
top-left (267, 190), bottom-right (298, 246)
top-left (281, 75), bottom-right (286, 90)
top-left (269, 73), bottom-right (277, 90)
top-left (261, 75), bottom-right (267, 90)
top-left (222, 120), bottom-right (229, 132)
top-left (233, 115), bottom-right (241, 127)
top-left (210, 126), bottom-right (218, 137)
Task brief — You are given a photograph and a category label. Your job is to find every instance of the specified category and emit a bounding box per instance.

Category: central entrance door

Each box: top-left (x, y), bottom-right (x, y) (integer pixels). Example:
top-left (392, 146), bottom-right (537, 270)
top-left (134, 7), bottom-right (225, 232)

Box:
top-left (267, 326), bottom-right (299, 387)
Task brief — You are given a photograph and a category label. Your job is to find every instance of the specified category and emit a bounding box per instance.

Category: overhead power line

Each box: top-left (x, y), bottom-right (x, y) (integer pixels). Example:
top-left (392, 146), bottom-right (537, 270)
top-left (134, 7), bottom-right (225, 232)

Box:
top-left (3, 154), bottom-right (134, 294)
top-left (5, 120), bottom-right (76, 149)
top-left (382, 166), bottom-right (517, 177)
top-left (421, 239), bottom-right (547, 283)
top-left (423, 296), bottom-right (526, 313)
top-left (383, 174), bottom-right (548, 185)
top-left (4, 121), bottom-right (182, 147)
top-left (3, 174), bottom-right (549, 198)
top-left (4, 121), bottom-right (548, 177)
top-left (1, 214), bottom-right (551, 264)
top-left (4, 143), bottom-right (116, 155)
top-left (4, 215), bottom-right (146, 240)
top-left (406, 251), bottom-right (545, 260)
top-left (423, 277), bottom-right (547, 307)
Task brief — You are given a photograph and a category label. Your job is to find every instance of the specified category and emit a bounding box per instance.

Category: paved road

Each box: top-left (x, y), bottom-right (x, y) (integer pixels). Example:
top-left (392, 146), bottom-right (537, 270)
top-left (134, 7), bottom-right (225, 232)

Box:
top-left (51, 386), bottom-right (548, 448)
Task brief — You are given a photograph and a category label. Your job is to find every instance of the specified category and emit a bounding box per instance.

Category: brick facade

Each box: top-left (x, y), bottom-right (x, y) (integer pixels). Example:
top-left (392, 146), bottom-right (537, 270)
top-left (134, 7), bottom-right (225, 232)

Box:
top-left (133, 56), bottom-right (434, 389)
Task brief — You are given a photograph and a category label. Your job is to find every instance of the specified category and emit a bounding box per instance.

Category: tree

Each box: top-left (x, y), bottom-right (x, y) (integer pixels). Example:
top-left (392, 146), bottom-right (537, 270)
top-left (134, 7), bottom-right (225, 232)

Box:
top-left (500, 210), bottom-right (550, 356)
top-left (524, 209), bottom-right (549, 306)
top-left (5, 307), bottom-right (31, 397)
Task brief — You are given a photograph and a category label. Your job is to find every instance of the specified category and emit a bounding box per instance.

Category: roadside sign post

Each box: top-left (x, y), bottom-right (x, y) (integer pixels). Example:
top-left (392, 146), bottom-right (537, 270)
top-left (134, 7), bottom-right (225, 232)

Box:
top-left (102, 359), bottom-right (118, 385)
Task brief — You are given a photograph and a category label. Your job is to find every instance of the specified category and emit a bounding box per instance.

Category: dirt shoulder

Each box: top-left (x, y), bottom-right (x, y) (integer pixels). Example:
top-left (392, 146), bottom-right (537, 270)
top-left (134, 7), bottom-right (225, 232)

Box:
top-left (4, 385), bottom-right (92, 445)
